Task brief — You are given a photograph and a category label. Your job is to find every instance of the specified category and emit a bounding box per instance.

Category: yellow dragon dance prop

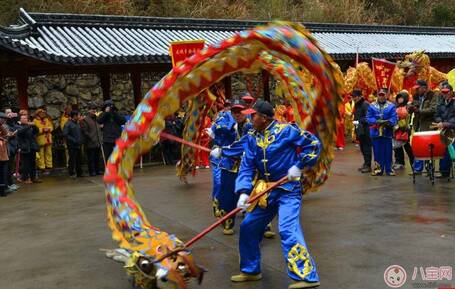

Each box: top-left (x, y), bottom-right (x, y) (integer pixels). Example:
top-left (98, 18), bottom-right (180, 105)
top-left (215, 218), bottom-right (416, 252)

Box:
top-left (103, 22), bottom-right (343, 289)
top-left (343, 51), bottom-right (448, 96)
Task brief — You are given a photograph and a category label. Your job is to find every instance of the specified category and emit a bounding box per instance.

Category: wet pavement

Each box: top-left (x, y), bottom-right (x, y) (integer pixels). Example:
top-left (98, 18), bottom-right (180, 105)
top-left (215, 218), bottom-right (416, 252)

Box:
top-left (0, 145), bottom-right (454, 289)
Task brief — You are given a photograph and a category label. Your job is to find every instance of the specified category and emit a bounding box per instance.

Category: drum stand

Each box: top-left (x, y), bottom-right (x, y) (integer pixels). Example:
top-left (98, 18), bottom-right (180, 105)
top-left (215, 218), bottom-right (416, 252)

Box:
top-left (428, 144), bottom-right (436, 185)
top-left (414, 144), bottom-right (436, 185)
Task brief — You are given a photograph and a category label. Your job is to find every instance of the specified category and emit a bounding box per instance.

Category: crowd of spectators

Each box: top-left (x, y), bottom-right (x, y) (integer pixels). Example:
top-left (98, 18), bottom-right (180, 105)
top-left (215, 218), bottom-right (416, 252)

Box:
top-left (0, 99), bottom-right (126, 197)
top-left (342, 79), bottom-right (455, 178)
top-left (1, 80), bottom-right (453, 196)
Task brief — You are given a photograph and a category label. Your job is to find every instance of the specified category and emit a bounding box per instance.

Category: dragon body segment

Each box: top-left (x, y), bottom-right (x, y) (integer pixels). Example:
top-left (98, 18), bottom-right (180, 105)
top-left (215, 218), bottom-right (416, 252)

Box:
top-left (103, 22), bottom-right (343, 289)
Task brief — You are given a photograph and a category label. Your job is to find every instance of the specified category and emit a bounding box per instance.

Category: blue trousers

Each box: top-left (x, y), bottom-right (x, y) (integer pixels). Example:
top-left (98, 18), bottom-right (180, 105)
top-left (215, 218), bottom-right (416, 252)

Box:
top-left (215, 169), bottom-right (239, 230)
top-left (439, 143), bottom-right (454, 175)
top-left (211, 157), bottom-right (222, 220)
top-left (239, 187), bottom-right (319, 282)
top-left (210, 157), bottom-right (221, 199)
top-left (372, 137), bottom-right (393, 174)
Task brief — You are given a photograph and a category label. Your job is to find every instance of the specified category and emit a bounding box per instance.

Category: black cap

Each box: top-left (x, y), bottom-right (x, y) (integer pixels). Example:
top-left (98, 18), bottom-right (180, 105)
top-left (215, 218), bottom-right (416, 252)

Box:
top-left (88, 101), bottom-right (98, 109)
top-left (103, 99), bottom-right (114, 107)
top-left (414, 79), bottom-right (428, 88)
top-left (223, 98), bottom-right (232, 107)
top-left (351, 89), bottom-right (362, 97)
top-left (231, 98), bottom-right (246, 110)
top-left (378, 88), bottom-right (389, 95)
top-left (242, 99), bottom-right (274, 117)
top-left (441, 83), bottom-right (453, 93)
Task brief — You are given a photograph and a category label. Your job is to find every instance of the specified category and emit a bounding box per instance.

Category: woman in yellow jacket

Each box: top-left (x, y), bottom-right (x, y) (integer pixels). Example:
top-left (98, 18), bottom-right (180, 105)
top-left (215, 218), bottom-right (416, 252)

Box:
top-left (344, 95), bottom-right (355, 141)
top-left (34, 108), bottom-right (54, 171)
top-left (59, 107), bottom-right (71, 167)
top-left (59, 106), bottom-right (71, 131)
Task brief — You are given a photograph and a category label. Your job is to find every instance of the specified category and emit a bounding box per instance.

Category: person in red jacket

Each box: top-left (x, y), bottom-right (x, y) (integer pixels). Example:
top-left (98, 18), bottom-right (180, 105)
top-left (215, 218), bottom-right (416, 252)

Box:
top-left (196, 115), bottom-right (211, 168)
top-left (335, 101), bottom-right (346, 150)
top-left (285, 100), bottom-right (295, 123)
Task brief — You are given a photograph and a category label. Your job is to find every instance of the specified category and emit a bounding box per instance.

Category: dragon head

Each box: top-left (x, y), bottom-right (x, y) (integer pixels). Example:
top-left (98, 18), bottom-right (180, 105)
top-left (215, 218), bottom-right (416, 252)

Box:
top-left (124, 248), bottom-right (205, 289)
top-left (396, 50), bottom-right (430, 77)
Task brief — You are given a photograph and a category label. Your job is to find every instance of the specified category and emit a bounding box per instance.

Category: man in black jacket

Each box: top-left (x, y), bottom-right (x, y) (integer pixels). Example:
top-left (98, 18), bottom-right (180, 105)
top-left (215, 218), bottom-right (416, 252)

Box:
top-left (81, 102), bottom-right (102, 176)
top-left (433, 84), bottom-right (455, 178)
top-left (97, 100), bottom-right (125, 162)
top-left (16, 113), bottom-right (39, 184)
top-left (161, 114), bottom-right (183, 165)
top-left (352, 89), bottom-right (372, 173)
top-left (63, 110), bottom-right (83, 178)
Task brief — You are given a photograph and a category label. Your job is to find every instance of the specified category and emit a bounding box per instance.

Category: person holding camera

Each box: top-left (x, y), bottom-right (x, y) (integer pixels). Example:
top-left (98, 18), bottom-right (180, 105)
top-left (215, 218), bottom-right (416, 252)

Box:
top-left (97, 99), bottom-right (125, 162)
top-left (4, 109), bottom-right (20, 192)
top-left (63, 110), bottom-right (84, 178)
top-left (16, 113), bottom-right (40, 184)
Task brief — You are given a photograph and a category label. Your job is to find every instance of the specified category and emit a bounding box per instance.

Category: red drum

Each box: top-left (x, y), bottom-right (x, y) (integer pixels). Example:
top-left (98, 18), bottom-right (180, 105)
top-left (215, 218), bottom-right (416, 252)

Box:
top-left (411, 131), bottom-right (447, 160)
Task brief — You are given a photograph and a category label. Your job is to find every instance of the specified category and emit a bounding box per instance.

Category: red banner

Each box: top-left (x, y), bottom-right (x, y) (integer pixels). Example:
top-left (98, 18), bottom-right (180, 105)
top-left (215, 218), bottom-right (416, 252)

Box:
top-left (403, 74), bottom-right (418, 93)
top-left (169, 40), bottom-right (205, 67)
top-left (372, 58), bottom-right (396, 90)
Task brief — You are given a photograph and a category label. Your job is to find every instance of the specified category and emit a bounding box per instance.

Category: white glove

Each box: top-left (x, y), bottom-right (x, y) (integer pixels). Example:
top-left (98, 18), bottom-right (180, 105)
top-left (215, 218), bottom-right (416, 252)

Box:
top-left (210, 147), bottom-right (222, 158)
top-left (237, 193), bottom-right (249, 211)
top-left (287, 165), bottom-right (302, 180)
top-left (205, 127), bottom-right (215, 139)
top-left (353, 120), bottom-right (359, 126)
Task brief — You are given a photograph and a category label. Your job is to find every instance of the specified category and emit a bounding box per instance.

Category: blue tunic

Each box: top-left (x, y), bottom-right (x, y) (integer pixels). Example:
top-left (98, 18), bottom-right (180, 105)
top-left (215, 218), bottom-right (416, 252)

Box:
top-left (366, 101), bottom-right (397, 139)
top-left (236, 120), bottom-right (321, 193)
top-left (366, 101), bottom-right (397, 174)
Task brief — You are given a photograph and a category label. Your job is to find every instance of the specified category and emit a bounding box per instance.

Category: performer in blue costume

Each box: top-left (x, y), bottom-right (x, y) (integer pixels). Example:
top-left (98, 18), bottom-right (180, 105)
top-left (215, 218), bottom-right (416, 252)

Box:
top-left (212, 98), bottom-right (276, 237)
top-left (230, 100), bottom-right (321, 289)
top-left (210, 99), bottom-right (253, 235)
top-left (366, 88), bottom-right (398, 176)
top-left (206, 100), bottom-right (233, 218)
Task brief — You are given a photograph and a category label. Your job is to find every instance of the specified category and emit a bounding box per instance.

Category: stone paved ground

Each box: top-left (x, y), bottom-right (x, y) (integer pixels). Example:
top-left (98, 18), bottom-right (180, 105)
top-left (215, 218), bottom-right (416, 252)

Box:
top-left (0, 145), bottom-right (454, 289)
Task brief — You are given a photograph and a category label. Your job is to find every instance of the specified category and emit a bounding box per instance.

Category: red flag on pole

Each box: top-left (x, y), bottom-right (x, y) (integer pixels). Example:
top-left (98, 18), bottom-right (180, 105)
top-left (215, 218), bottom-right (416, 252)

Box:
top-left (372, 58), bottom-right (396, 90)
top-left (355, 47), bottom-right (359, 67)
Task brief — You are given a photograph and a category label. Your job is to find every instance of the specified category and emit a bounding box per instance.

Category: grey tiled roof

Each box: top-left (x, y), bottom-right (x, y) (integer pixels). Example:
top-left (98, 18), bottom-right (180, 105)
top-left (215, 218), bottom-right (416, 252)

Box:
top-left (2, 8), bottom-right (455, 65)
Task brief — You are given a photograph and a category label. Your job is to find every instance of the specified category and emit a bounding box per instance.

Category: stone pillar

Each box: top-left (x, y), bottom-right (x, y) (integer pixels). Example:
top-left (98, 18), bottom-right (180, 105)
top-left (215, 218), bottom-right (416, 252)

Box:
top-left (262, 70), bottom-right (270, 102)
top-left (16, 73), bottom-right (29, 109)
top-left (100, 72), bottom-right (111, 101)
top-left (223, 76), bottom-right (232, 100)
top-left (131, 71), bottom-right (142, 106)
